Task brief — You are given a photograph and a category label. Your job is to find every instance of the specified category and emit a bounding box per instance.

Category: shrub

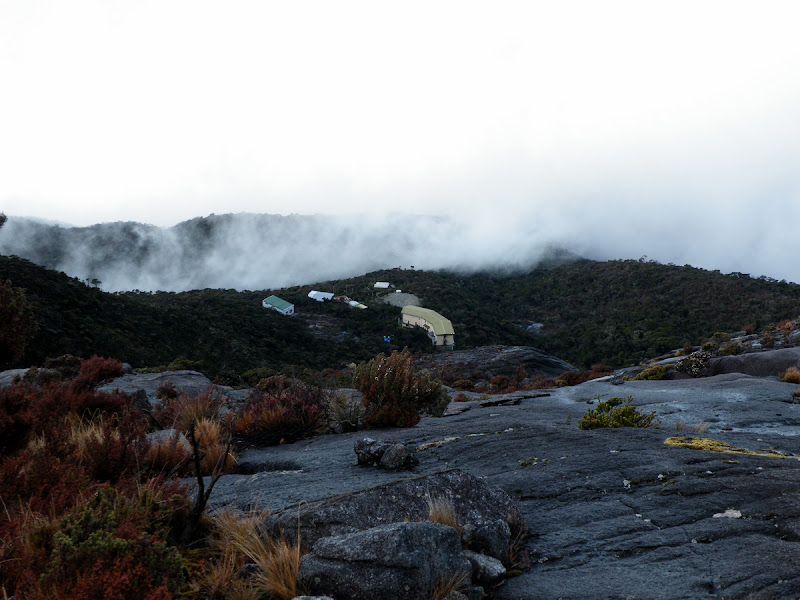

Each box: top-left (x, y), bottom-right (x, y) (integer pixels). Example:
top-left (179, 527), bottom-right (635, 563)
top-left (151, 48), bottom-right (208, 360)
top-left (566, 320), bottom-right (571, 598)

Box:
top-left (330, 394), bottom-right (362, 432)
top-left (451, 379), bottom-right (474, 391)
top-left (31, 486), bottom-right (186, 599)
top-left (579, 396), bottom-right (658, 430)
top-left (762, 334), bottom-right (776, 348)
top-left (452, 392), bottom-right (470, 403)
top-left (633, 365), bottom-right (670, 380)
top-left (0, 278), bottom-right (37, 364)
top-left (782, 367), bottom-right (800, 384)
top-left (72, 356), bottom-right (125, 390)
top-left (675, 351), bottom-right (710, 377)
top-left (490, 375), bottom-right (510, 389)
top-left (233, 382), bottom-right (329, 446)
top-left (353, 349), bottom-right (449, 428)
top-left (777, 319), bottom-right (795, 331)
top-left (722, 342), bottom-right (741, 356)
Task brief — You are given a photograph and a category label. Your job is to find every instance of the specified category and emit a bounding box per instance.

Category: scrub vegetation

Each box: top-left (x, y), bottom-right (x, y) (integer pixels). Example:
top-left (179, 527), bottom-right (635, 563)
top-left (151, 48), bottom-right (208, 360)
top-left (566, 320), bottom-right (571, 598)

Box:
top-left (4, 254), bottom-right (800, 379)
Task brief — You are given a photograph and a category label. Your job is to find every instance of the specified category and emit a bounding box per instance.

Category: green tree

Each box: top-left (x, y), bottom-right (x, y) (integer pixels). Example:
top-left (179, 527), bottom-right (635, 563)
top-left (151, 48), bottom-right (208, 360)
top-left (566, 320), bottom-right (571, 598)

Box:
top-left (0, 213), bottom-right (37, 363)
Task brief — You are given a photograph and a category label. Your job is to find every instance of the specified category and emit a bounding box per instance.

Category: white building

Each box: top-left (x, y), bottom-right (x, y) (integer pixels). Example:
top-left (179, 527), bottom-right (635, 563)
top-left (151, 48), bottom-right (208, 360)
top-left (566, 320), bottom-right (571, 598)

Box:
top-left (308, 290), bottom-right (334, 302)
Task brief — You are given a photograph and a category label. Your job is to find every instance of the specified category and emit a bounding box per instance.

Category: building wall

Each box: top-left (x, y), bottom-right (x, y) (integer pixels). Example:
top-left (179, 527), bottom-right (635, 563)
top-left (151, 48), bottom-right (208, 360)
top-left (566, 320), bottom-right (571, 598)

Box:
top-left (401, 314), bottom-right (454, 348)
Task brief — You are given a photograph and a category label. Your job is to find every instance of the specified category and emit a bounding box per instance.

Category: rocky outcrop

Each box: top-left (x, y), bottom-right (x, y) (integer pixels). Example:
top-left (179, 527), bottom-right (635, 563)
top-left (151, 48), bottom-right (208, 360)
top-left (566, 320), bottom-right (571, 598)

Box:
top-left (207, 363), bottom-right (800, 599)
top-left (354, 438), bottom-right (418, 470)
top-left (415, 345), bottom-right (577, 379)
top-left (298, 522), bottom-right (479, 600)
top-left (95, 370), bottom-right (249, 410)
top-left (263, 469), bottom-right (523, 553)
top-left (710, 346), bottom-right (800, 377)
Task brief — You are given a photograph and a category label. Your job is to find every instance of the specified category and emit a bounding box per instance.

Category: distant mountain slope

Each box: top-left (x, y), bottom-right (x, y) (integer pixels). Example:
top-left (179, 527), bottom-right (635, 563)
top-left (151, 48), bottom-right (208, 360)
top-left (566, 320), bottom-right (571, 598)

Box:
top-left (0, 213), bottom-right (578, 292)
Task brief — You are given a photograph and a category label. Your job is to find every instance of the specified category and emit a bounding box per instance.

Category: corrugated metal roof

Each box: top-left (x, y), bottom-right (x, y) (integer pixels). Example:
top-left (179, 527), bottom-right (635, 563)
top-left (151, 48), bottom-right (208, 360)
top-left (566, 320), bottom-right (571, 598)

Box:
top-left (401, 305), bottom-right (455, 336)
top-left (263, 295), bottom-right (293, 310)
top-left (308, 290), bottom-right (334, 301)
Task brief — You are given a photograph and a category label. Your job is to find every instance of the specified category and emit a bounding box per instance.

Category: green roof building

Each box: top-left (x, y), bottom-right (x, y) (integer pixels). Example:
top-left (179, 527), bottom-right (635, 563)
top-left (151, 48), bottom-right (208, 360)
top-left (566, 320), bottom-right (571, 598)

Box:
top-left (262, 295), bottom-right (294, 315)
top-left (400, 305), bottom-right (455, 349)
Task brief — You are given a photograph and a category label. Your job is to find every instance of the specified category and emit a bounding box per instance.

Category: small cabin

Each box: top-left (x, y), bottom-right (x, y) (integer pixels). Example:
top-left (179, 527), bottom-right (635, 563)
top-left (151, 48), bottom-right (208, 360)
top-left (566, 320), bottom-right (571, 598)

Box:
top-left (262, 295), bottom-right (294, 315)
top-left (374, 281), bottom-right (390, 289)
top-left (400, 305), bottom-right (455, 349)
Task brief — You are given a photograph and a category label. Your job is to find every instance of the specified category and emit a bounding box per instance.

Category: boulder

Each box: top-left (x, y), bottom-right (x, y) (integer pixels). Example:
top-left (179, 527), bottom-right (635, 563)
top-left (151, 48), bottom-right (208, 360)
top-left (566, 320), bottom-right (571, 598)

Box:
top-left (263, 469), bottom-right (524, 562)
top-left (96, 370), bottom-right (216, 410)
top-left (463, 550), bottom-right (506, 586)
top-left (710, 347), bottom-right (800, 377)
top-left (354, 438), bottom-right (418, 470)
top-left (464, 519), bottom-right (511, 564)
top-left (0, 368), bottom-right (28, 389)
top-left (298, 522), bottom-right (474, 600)
top-left (380, 443), bottom-right (414, 470)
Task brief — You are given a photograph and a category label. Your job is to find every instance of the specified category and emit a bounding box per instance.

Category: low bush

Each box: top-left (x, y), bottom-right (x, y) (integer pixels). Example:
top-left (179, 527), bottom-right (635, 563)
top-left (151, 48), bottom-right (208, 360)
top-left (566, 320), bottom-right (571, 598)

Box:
top-left (233, 381), bottom-right (329, 446)
top-left (579, 396), bottom-right (658, 430)
top-left (675, 351), bottom-right (710, 377)
top-left (722, 342), bottom-right (741, 356)
top-left (633, 365), bottom-right (670, 380)
top-left (353, 348), bottom-right (449, 428)
top-left (782, 367), bottom-right (800, 384)
top-left (330, 394), bottom-right (362, 432)
top-left (72, 356), bottom-right (125, 390)
top-left (451, 379), bottom-right (474, 391)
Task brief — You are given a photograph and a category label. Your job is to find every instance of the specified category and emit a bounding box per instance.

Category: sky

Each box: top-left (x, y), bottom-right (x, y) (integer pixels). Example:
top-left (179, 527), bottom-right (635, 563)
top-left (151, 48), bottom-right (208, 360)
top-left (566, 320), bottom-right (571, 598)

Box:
top-left (2, 1), bottom-right (800, 284)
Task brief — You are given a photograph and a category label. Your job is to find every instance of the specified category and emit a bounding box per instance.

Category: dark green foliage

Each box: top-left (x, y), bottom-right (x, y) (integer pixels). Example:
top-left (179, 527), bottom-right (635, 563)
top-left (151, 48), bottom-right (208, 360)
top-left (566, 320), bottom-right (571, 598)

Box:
top-left (34, 486), bottom-right (185, 599)
top-left (353, 348), bottom-right (450, 428)
top-left (5, 254), bottom-right (800, 374)
top-left (579, 396), bottom-right (658, 430)
top-left (0, 278), bottom-right (37, 364)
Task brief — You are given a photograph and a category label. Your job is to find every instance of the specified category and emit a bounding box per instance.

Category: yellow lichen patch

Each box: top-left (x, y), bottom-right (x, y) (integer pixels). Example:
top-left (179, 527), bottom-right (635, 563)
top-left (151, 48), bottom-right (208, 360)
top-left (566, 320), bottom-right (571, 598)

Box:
top-left (664, 436), bottom-right (786, 459)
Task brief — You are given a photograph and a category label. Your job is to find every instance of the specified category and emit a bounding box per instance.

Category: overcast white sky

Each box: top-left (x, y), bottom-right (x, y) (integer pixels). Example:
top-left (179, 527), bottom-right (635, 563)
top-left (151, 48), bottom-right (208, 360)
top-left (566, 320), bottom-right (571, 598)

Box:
top-left (2, 1), bottom-right (800, 280)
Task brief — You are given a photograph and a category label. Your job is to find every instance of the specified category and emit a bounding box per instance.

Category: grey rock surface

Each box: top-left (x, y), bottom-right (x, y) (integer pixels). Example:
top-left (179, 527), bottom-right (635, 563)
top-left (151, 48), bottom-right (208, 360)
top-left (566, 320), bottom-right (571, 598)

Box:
top-left (95, 370), bottom-right (248, 410)
top-left (260, 469), bottom-right (522, 553)
top-left (207, 364), bottom-right (800, 599)
top-left (298, 521), bottom-right (472, 600)
top-left (415, 345), bottom-right (577, 378)
top-left (710, 346), bottom-right (800, 377)
top-left (0, 368), bottom-right (27, 389)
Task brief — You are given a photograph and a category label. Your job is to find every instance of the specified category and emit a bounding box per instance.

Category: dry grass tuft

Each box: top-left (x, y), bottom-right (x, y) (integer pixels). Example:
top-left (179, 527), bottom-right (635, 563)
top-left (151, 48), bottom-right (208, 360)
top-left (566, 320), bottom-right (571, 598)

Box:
top-left (224, 510), bottom-right (302, 600)
top-left (422, 571), bottom-right (468, 600)
top-left (783, 367), bottom-right (800, 384)
top-left (142, 431), bottom-right (192, 476)
top-left (195, 418), bottom-right (236, 475)
top-left (674, 419), bottom-right (711, 433)
top-left (426, 493), bottom-right (461, 536)
top-left (65, 413), bottom-right (121, 465)
top-left (182, 509), bottom-right (271, 600)
top-left (171, 391), bottom-right (222, 432)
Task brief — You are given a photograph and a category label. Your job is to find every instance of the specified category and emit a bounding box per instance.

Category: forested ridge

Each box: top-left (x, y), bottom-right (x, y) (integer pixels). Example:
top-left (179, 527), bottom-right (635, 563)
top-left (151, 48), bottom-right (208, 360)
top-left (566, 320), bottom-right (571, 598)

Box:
top-left (3, 254), bottom-right (800, 377)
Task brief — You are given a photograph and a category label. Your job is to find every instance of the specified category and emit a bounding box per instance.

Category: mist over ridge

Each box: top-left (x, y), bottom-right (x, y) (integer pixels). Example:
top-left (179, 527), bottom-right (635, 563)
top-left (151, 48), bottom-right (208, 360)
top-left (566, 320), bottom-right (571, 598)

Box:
top-left (0, 212), bottom-right (580, 292)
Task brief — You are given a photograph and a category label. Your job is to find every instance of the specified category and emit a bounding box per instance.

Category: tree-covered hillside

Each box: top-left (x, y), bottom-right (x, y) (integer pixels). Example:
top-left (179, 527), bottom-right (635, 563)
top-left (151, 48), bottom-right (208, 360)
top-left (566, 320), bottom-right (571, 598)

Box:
top-left (3, 254), bottom-right (800, 377)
